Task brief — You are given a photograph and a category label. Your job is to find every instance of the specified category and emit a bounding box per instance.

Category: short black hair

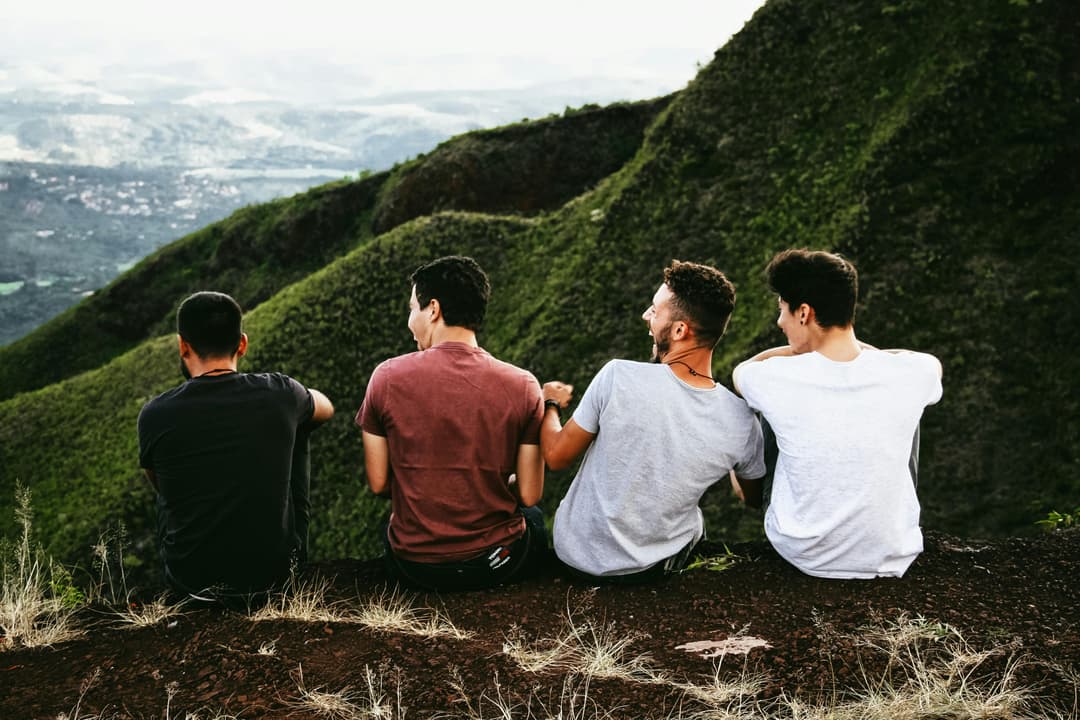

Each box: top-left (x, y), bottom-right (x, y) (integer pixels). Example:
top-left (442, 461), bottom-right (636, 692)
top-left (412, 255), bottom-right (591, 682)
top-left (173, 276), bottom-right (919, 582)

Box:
top-left (176, 291), bottom-right (243, 358)
top-left (410, 256), bottom-right (491, 331)
top-left (765, 249), bottom-right (858, 328)
top-left (662, 260), bottom-right (737, 348)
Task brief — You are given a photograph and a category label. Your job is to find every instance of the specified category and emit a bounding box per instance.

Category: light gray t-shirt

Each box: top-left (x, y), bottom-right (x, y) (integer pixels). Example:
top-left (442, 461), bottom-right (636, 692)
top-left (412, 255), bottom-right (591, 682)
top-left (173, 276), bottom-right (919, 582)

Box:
top-left (553, 360), bottom-right (765, 577)
top-left (734, 350), bottom-right (942, 579)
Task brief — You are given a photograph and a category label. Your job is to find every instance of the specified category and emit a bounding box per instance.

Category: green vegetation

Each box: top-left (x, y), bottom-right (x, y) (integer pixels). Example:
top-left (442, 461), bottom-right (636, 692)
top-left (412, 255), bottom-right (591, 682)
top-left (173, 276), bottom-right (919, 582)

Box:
top-left (1, 0), bottom-right (1078, 580)
top-left (1035, 508), bottom-right (1080, 532)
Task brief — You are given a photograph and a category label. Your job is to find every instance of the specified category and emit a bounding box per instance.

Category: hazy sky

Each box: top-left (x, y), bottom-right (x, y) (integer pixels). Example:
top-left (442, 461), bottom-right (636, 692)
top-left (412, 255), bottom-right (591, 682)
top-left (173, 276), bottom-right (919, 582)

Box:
top-left (2, 1), bottom-right (768, 96)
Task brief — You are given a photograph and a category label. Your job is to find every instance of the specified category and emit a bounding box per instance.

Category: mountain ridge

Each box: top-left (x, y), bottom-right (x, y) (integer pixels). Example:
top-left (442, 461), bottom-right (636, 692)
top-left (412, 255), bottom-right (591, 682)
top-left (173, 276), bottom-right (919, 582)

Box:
top-left (0, 0), bottom-right (1077, 580)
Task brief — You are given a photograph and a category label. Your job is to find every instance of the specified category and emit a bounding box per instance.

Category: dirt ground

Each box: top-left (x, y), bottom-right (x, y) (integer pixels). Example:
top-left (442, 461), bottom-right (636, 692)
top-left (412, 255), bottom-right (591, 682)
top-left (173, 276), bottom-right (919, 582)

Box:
top-left (1, 529), bottom-right (1077, 719)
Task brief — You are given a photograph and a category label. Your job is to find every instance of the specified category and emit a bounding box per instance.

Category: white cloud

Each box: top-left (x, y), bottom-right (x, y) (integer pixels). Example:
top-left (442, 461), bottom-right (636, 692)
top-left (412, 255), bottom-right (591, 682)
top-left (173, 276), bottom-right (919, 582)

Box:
top-left (1, 1), bottom-right (767, 96)
top-left (176, 89), bottom-right (277, 106)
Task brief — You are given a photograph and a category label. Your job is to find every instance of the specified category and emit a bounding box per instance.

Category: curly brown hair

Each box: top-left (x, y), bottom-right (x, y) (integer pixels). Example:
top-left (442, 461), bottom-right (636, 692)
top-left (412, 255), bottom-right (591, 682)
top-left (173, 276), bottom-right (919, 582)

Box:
top-left (662, 260), bottom-right (736, 348)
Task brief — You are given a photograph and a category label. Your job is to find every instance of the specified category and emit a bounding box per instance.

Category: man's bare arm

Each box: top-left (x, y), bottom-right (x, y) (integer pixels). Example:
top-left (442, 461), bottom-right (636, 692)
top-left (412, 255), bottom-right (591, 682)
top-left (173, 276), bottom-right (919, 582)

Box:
top-left (539, 381), bottom-right (596, 471)
top-left (732, 346), bottom-right (793, 395)
top-left (514, 443), bottom-right (544, 506)
top-left (362, 431), bottom-right (392, 496)
top-left (729, 470), bottom-right (764, 509)
top-left (309, 388), bottom-right (335, 423)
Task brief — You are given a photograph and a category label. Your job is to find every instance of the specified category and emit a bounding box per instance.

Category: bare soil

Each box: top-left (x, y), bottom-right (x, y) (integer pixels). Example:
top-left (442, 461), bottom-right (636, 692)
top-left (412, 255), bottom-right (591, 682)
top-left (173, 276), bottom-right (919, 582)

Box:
top-left (2, 529), bottom-right (1077, 719)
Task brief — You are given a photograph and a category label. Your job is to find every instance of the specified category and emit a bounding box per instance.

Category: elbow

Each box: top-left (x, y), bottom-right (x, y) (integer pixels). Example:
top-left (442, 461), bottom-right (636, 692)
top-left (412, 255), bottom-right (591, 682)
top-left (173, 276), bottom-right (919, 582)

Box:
top-left (519, 488), bottom-right (542, 508)
top-left (543, 449), bottom-right (570, 472)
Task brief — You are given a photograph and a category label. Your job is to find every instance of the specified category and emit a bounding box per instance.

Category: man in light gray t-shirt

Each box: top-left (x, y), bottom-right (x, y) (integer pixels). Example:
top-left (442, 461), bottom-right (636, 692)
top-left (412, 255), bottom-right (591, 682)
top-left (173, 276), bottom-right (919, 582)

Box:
top-left (541, 261), bottom-right (766, 582)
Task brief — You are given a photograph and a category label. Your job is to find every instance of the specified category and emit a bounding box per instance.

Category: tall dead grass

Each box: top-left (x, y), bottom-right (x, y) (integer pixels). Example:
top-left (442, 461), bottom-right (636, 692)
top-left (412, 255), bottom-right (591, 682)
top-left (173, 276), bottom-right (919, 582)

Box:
top-left (0, 484), bottom-right (84, 650)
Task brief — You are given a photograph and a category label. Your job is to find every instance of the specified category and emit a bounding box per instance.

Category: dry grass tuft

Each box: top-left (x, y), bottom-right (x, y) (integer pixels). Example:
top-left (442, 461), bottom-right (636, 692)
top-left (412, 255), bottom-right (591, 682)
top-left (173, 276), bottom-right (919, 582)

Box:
top-left (290, 664), bottom-right (405, 720)
top-left (251, 576), bottom-right (352, 624)
top-left (354, 587), bottom-right (472, 640)
top-left (502, 611), bottom-right (657, 683)
top-left (780, 613), bottom-right (1056, 720)
top-left (252, 581), bottom-right (471, 641)
top-left (110, 594), bottom-right (186, 629)
top-left (670, 659), bottom-right (770, 711)
top-left (0, 485), bottom-right (84, 650)
top-left (444, 670), bottom-right (617, 720)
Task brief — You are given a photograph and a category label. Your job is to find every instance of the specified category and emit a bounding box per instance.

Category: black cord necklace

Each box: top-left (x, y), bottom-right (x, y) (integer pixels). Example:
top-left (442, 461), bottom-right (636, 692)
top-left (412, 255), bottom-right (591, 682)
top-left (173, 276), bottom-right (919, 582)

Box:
top-left (665, 360), bottom-right (715, 383)
top-left (195, 368), bottom-right (237, 379)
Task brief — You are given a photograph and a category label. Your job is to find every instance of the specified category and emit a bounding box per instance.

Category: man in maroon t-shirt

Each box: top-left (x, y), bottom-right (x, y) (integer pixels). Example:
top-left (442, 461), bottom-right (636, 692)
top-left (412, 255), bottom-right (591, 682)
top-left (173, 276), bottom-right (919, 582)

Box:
top-left (357, 255), bottom-right (549, 590)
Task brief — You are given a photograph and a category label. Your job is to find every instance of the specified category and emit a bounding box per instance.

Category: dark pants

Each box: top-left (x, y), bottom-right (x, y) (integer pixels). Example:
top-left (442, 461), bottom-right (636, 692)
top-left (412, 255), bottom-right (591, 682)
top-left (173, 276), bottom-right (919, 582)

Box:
top-left (383, 506), bottom-right (549, 592)
top-left (561, 538), bottom-right (698, 585)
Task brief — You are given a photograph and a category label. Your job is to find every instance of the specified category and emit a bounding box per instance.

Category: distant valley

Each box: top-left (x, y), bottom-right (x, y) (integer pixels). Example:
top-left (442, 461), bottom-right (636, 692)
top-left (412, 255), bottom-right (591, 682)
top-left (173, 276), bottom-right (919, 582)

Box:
top-left (0, 63), bottom-right (669, 345)
top-left (0, 160), bottom-right (340, 345)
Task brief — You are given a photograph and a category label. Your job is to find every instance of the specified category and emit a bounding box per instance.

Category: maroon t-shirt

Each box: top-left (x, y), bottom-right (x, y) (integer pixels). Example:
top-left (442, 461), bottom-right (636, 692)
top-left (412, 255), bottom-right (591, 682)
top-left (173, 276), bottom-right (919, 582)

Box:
top-left (357, 342), bottom-right (543, 562)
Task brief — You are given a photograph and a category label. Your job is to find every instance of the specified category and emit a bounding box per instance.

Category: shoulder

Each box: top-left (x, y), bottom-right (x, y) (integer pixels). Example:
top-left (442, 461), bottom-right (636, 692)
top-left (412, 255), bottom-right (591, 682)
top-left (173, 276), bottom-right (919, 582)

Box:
top-left (138, 383), bottom-right (184, 417)
top-left (370, 352), bottom-right (422, 380)
top-left (488, 354), bottom-right (539, 383)
top-left (137, 382), bottom-right (189, 435)
top-left (735, 353), bottom-right (798, 382)
top-left (599, 358), bottom-right (657, 379)
top-left (242, 372), bottom-right (307, 393)
top-left (468, 350), bottom-right (540, 393)
top-left (583, 359), bottom-right (653, 390)
top-left (870, 349), bottom-right (942, 377)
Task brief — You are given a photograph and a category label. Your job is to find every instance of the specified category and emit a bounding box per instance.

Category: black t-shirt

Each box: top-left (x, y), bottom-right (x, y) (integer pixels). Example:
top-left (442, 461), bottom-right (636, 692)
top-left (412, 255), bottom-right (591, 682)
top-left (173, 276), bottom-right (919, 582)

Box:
top-left (137, 372), bottom-right (314, 592)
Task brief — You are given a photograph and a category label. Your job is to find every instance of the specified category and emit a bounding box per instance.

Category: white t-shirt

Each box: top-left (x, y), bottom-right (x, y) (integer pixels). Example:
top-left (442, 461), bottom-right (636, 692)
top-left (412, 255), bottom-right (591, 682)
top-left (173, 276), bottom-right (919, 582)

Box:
top-left (553, 360), bottom-right (766, 577)
top-left (734, 349), bottom-right (942, 579)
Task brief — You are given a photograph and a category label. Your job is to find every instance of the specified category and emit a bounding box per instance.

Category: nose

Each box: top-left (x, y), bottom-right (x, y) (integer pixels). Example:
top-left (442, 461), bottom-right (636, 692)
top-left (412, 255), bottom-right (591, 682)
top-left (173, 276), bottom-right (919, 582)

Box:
top-left (642, 306), bottom-right (653, 321)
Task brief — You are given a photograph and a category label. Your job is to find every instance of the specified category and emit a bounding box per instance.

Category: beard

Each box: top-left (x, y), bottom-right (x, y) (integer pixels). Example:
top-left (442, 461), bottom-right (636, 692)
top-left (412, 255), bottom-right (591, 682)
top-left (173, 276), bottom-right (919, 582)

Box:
top-left (180, 357), bottom-right (192, 380)
top-left (650, 322), bottom-right (673, 363)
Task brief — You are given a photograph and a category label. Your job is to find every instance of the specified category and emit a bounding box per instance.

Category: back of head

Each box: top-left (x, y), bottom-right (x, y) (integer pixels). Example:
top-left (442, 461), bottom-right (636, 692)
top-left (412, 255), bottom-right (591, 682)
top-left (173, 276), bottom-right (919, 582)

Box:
top-left (663, 260), bottom-right (737, 348)
top-left (410, 255), bottom-right (491, 331)
top-left (176, 291), bottom-right (243, 359)
top-left (766, 249), bottom-right (858, 328)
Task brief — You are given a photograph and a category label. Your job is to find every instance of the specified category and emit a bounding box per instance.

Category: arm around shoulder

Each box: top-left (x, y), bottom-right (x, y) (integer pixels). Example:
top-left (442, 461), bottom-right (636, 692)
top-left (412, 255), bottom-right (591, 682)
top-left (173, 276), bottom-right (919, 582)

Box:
top-left (733, 345), bottom-right (792, 396)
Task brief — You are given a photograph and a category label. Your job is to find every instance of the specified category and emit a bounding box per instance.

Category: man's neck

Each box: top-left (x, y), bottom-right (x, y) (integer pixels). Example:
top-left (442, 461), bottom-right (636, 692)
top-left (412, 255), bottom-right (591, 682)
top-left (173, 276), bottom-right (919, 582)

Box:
top-left (810, 325), bottom-right (861, 362)
top-left (186, 356), bottom-right (239, 378)
top-left (661, 345), bottom-right (715, 387)
top-left (430, 325), bottom-right (479, 348)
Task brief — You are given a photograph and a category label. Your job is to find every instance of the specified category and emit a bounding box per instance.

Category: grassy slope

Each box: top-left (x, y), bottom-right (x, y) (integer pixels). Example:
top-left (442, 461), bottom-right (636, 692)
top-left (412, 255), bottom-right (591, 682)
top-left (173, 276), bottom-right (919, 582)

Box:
top-left (0, 99), bottom-right (668, 402)
top-left (1, 0), bottom-right (1077, 573)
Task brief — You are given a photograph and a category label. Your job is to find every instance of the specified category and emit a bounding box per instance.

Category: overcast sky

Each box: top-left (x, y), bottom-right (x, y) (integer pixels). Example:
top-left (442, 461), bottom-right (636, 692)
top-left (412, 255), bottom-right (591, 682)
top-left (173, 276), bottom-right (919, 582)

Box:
top-left (2, 1), bottom-right (768, 96)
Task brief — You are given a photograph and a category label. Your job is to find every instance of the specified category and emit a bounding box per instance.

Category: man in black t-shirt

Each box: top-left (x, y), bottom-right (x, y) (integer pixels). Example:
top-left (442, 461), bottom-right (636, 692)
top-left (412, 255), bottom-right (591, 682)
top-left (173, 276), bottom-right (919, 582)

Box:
top-left (138, 291), bottom-right (334, 602)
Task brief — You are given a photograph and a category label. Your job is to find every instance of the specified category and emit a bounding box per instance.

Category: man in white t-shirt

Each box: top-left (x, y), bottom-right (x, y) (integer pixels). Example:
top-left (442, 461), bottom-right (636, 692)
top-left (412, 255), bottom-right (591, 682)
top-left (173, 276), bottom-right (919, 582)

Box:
top-left (542, 260), bottom-right (766, 583)
top-left (733, 249), bottom-right (942, 579)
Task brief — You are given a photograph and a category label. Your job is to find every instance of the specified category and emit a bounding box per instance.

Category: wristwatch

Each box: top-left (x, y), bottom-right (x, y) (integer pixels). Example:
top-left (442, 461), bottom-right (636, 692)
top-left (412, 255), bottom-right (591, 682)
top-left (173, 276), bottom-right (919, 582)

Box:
top-left (544, 399), bottom-right (562, 414)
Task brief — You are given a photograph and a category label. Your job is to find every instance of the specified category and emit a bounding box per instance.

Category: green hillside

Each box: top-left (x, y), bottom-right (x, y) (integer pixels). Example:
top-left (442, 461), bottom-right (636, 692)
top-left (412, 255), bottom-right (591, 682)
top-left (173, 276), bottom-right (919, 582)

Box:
top-left (0, 98), bottom-right (668, 402)
top-left (1, 0), bottom-right (1077, 579)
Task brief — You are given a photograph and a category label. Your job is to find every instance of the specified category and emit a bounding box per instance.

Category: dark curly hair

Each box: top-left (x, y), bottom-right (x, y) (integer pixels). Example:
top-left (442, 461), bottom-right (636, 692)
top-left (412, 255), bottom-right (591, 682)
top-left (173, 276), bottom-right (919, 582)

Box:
top-left (662, 260), bottom-right (736, 348)
top-left (765, 249), bottom-right (858, 328)
top-left (176, 291), bottom-right (243, 358)
top-left (410, 255), bottom-right (491, 331)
